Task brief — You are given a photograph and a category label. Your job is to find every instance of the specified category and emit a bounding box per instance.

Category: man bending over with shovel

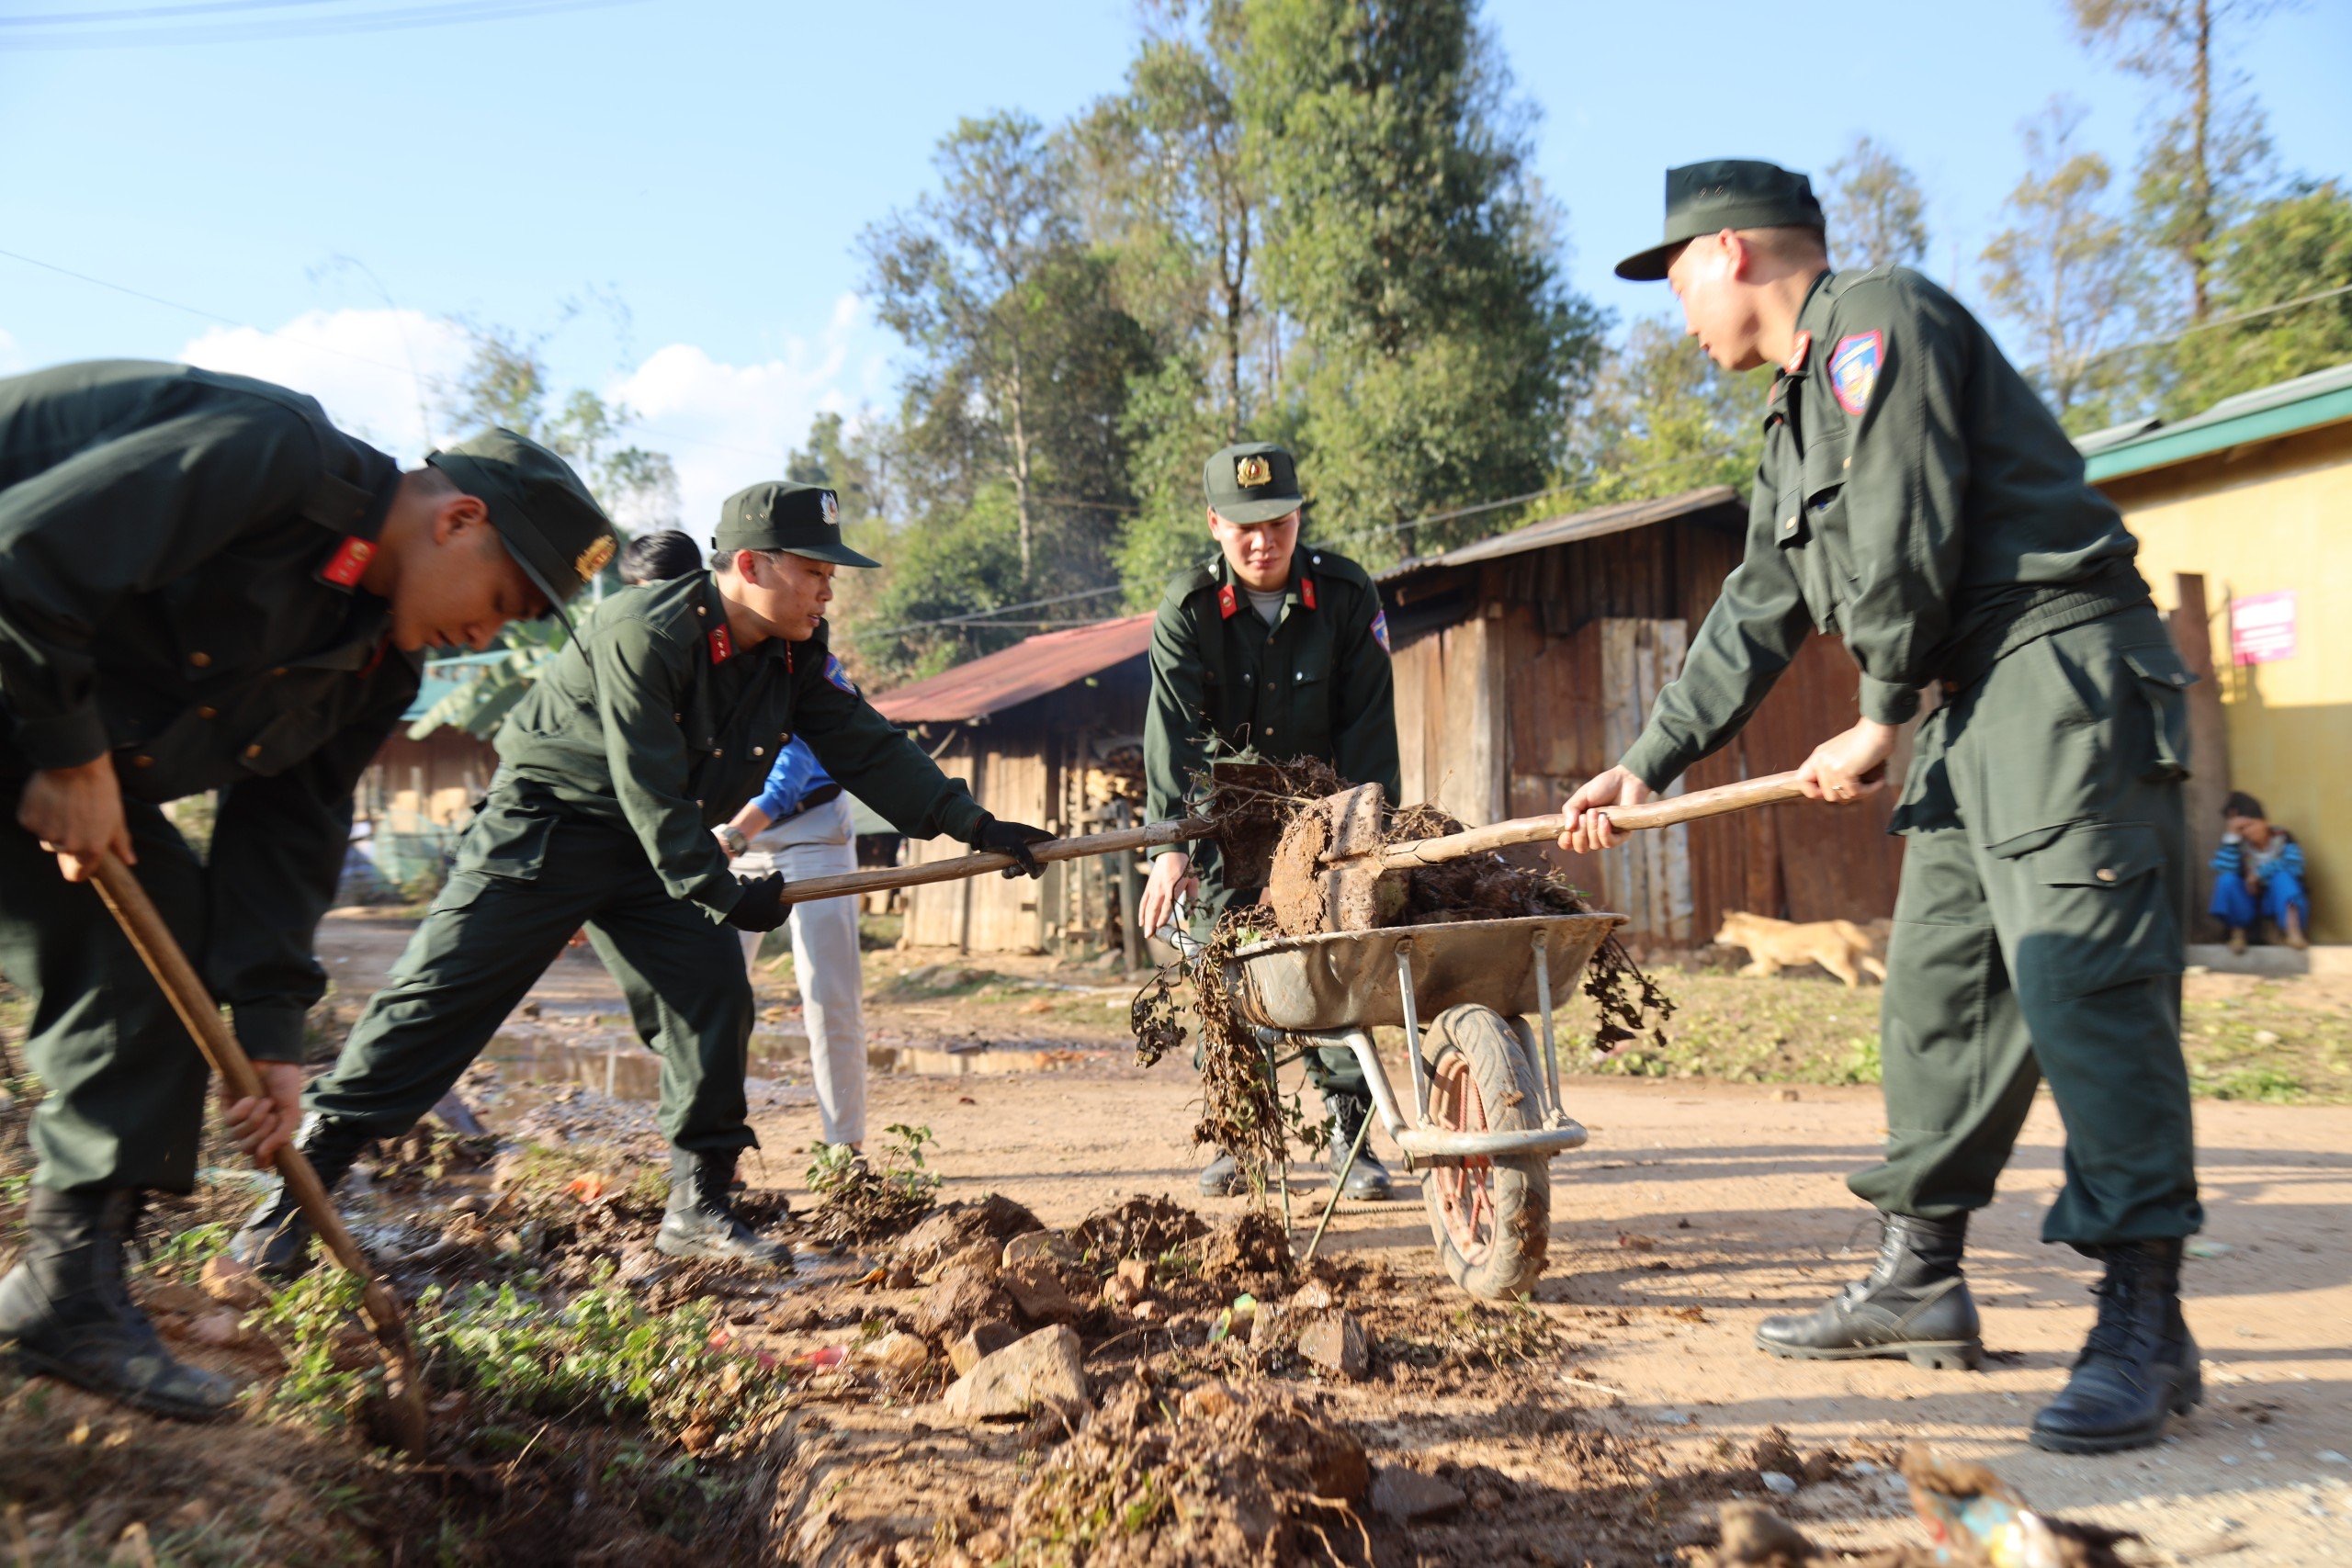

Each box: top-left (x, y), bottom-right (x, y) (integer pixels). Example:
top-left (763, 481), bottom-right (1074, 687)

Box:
top-left (1137, 442), bottom-right (1402, 1201)
top-left (0, 360), bottom-right (610, 1418)
top-left (232, 481), bottom-right (1049, 1278)
top-left (1562, 162), bottom-right (2201, 1454)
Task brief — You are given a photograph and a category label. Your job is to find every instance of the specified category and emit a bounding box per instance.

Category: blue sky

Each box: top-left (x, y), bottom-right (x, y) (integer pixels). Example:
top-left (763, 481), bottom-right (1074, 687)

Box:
top-left (4, 0), bottom-right (2346, 526)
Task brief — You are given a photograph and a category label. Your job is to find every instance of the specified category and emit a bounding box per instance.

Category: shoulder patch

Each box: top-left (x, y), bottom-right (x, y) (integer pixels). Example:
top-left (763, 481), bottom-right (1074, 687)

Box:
top-left (1370, 608), bottom-right (1391, 652)
top-left (1828, 332), bottom-right (1883, 417)
top-left (824, 653), bottom-right (858, 695)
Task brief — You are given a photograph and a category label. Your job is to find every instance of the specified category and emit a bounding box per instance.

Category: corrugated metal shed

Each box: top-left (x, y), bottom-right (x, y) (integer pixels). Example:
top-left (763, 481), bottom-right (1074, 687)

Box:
top-left (871, 614), bottom-right (1154, 725)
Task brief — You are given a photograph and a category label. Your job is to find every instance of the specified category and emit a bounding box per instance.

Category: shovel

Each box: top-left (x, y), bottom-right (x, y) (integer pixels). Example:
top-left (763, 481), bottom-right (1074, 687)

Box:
top-left (88, 852), bottom-right (430, 1454)
top-left (1268, 772), bottom-right (1808, 934)
top-left (766, 814), bottom-right (1214, 906)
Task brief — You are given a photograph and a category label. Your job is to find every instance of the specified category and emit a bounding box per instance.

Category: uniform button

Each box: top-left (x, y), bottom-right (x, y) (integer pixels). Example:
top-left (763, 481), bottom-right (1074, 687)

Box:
top-left (133, 755), bottom-right (153, 769)
top-left (188, 651), bottom-right (211, 669)
top-left (1782, 516), bottom-right (1797, 532)
top-left (2096, 868), bottom-right (2117, 883)
top-left (695, 604), bottom-right (707, 616)
top-left (780, 733), bottom-right (792, 744)
top-left (712, 747), bottom-right (723, 758)
top-left (1843, 457), bottom-right (1852, 469)
top-left (752, 747), bottom-right (765, 758)
top-left (694, 798), bottom-right (704, 808)
top-left (197, 705), bottom-right (217, 720)
top-left (244, 743), bottom-right (264, 760)
top-left (673, 713), bottom-right (683, 723)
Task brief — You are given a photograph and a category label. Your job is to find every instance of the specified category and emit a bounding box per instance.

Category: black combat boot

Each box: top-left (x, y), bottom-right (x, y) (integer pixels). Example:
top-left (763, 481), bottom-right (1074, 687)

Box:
top-left (227, 1112), bottom-right (373, 1280)
top-left (0, 1188), bottom-right (240, 1420)
top-left (1326, 1094), bottom-right (1393, 1201)
top-left (1756, 1212), bottom-right (1982, 1370)
top-left (1197, 1152), bottom-right (1243, 1197)
top-left (655, 1150), bottom-right (793, 1269)
top-left (2030, 1239), bottom-right (2201, 1453)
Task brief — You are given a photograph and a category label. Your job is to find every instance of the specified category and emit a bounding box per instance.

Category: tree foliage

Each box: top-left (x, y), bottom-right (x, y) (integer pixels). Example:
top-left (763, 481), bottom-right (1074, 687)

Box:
top-left (2168, 178), bottom-right (2352, 408)
top-left (1822, 135), bottom-right (1930, 272)
top-left (1564, 319), bottom-right (1766, 510)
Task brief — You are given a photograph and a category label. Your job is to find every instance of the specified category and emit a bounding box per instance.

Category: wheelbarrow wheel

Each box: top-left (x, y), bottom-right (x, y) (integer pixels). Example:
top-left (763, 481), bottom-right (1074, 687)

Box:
top-left (1417, 1003), bottom-right (1550, 1301)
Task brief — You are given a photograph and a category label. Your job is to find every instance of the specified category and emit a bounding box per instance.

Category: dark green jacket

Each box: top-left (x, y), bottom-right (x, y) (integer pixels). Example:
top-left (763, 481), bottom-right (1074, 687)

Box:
top-left (0, 359), bottom-right (424, 1061)
top-left (1621, 266), bottom-right (2149, 790)
top-left (494, 571), bottom-right (986, 917)
top-left (1145, 547), bottom-right (1399, 884)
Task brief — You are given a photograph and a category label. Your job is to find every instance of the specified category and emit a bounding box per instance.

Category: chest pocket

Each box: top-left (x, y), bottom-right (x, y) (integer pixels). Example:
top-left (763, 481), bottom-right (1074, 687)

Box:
top-left (1282, 659), bottom-right (1333, 758)
top-left (1781, 424), bottom-right (1857, 632)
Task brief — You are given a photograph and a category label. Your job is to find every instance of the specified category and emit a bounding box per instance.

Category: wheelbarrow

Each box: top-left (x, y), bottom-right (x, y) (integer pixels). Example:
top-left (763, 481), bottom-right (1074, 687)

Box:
top-left (1215, 911), bottom-right (1626, 1300)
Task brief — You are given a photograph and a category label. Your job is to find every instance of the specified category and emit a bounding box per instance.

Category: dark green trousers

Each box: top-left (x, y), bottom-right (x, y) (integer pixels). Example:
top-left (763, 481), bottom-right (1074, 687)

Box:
top-left (1859, 606), bottom-right (2201, 1247)
top-left (0, 802), bottom-right (215, 1193)
top-left (1191, 878), bottom-right (1366, 1102)
top-left (307, 789), bottom-right (756, 1157)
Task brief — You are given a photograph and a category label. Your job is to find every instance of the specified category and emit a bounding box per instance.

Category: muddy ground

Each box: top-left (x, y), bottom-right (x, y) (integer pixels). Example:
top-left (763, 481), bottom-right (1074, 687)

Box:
top-left (2, 912), bottom-right (2348, 1564)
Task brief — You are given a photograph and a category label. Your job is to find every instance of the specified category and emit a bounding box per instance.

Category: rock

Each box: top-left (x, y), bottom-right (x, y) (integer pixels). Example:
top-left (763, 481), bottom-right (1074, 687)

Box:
top-left (186, 1310), bottom-right (248, 1349)
top-left (1003, 1259), bottom-right (1082, 1325)
top-left (1292, 1280), bottom-right (1336, 1312)
top-left (940, 1325), bottom-right (1088, 1420)
top-left (939, 1240), bottom-right (1002, 1281)
top-left (199, 1256), bottom-right (267, 1309)
top-left (1181, 1382), bottom-right (1238, 1420)
top-left (949, 1320), bottom-right (1021, 1376)
top-left (885, 1264), bottom-right (919, 1290)
top-left (892, 1193), bottom-right (1046, 1274)
top-left (1115, 1258), bottom-right (1152, 1293)
top-left (863, 1331), bottom-right (933, 1376)
top-left (447, 1193), bottom-right (491, 1217)
top-left (616, 1247), bottom-right (676, 1288)
top-left (1294, 1309), bottom-right (1370, 1380)
top-left (1772, 1088), bottom-right (1801, 1102)
top-left (1713, 1503), bottom-right (1819, 1564)
top-left (1369, 1466), bottom-right (1464, 1521)
top-left (2254, 1029), bottom-right (2282, 1046)
top-left (1001, 1231), bottom-right (1079, 1270)
top-left (141, 1281), bottom-right (216, 1317)
top-left (1759, 1471), bottom-right (1799, 1496)
top-left (913, 1272), bottom-right (1016, 1342)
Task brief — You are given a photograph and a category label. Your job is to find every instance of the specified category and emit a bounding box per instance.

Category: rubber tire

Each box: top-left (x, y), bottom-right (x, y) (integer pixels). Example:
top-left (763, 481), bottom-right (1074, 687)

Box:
top-left (1418, 1003), bottom-right (1551, 1301)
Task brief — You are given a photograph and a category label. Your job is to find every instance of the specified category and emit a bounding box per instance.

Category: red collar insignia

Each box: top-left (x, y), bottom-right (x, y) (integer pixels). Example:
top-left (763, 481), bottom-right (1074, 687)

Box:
top-left (1216, 583), bottom-right (1238, 620)
top-left (708, 626), bottom-right (735, 664)
top-left (1298, 575), bottom-right (1317, 611)
top-left (1784, 330), bottom-right (1812, 376)
top-left (316, 536), bottom-right (375, 590)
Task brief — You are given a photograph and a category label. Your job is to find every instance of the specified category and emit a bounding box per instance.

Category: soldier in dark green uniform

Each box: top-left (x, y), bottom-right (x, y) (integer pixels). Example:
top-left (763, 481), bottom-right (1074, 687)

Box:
top-left (232, 481), bottom-right (1049, 1275)
top-left (0, 359), bottom-right (611, 1418)
top-left (1563, 162), bottom-right (2202, 1453)
top-left (1138, 441), bottom-right (1402, 1200)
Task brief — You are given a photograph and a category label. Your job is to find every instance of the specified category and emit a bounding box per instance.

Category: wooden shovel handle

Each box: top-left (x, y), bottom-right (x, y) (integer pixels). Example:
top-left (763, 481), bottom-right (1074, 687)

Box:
top-left (88, 855), bottom-right (416, 1348)
top-left (1374, 771), bottom-right (1806, 868)
top-left (776, 816), bottom-right (1211, 906)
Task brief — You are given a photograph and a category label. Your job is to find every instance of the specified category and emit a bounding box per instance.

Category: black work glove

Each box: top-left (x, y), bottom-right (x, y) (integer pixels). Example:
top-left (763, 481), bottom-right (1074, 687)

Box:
top-left (725, 872), bottom-right (789, 931)
top-left (970, 814), bottom-right (1052, 879)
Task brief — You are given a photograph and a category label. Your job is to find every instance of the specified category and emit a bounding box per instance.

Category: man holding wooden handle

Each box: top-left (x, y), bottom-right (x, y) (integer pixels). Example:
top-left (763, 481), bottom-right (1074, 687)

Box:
top-left (1564, 162), bottom-right (2203, 1455)
top-left (0, 360), bottom-right (613, 1418)
top-left (233, 480), bottom-right (1048, 1278)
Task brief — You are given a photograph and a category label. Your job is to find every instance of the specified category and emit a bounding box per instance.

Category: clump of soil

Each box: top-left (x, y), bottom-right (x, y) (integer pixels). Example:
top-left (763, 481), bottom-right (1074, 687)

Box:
top-left (889, 1193), bottom-right (1044, 1275)
top-left (1003, 1374), bottom-right (1370, 1567)
top-left (1196, 1211), bottom-right (1295, 1297)
top-left (1072, 1193), bottom-right (1209, 1266)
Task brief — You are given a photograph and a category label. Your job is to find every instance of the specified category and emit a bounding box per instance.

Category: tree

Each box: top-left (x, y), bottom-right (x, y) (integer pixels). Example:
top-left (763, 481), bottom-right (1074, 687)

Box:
top-left (440, 323), bottom-right (680, 536)
top-left (1233, 0), bottom-right (1603, 560)
top-left (1821, 135), bottom-right (1929, 271)
top-left (1564, 318), bottom-right (1766, 508)
top-left (1979, 98), bottom-right (2158, 427)
top-left (2067, 0), bottom-right (2285, 321)
top-left (2169, 179), bottom-right (2352, 408)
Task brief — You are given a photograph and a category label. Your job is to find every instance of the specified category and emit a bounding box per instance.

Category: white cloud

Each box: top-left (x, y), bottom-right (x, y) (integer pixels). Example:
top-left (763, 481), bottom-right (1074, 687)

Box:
top-left (177, 296), bottom-right (892, 532)
top-left (179, 308), bottom-right (473, 461)
top-left (0, 329), bottom-right (23, 376)
top-left (605, 293), bottom-right (886, 532)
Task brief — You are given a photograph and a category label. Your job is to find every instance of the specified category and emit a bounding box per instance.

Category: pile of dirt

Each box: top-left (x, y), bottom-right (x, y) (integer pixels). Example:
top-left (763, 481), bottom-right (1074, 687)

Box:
top-left (888, 1193), bottom-right (1045, 1275)
top-left (1071, 1193), bottom-right (1208, 1265)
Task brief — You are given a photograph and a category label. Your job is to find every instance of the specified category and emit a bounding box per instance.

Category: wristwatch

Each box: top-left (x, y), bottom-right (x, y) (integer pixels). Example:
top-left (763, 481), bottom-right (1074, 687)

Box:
top-left (714, 824), bottom-right (750, 858)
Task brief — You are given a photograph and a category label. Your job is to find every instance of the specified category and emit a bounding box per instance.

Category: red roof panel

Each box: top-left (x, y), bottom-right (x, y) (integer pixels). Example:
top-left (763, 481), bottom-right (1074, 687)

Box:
top-left (870, 613), bottom-right (1154, 725)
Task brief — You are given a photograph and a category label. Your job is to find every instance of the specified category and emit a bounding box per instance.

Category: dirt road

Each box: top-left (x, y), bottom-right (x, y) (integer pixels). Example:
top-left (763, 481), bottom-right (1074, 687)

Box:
top-left (300, 912), bottom-right (2352, 1563)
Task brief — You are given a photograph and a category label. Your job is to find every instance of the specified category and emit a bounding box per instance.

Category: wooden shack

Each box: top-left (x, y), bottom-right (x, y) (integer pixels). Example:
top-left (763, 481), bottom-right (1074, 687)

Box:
top-left (872, 615), bottom-right (1156, 955)
top-left (1379, 485), bottom-right (1905, 945)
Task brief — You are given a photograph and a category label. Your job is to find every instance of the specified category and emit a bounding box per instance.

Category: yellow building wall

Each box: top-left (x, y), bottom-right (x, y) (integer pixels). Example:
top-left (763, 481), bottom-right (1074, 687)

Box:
top-left (2101, 422), bottom-right (2352, 942)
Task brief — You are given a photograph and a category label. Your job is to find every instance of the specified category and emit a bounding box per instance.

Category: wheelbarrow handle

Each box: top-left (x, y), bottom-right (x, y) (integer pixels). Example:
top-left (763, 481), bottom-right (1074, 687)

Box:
top-left (1374, 771), bottom-right (1807, 867)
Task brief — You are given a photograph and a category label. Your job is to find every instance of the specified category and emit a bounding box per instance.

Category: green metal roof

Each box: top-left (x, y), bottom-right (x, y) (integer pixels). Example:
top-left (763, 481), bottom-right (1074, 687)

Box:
top-left (2082, 360), bottom-right (2352, 482)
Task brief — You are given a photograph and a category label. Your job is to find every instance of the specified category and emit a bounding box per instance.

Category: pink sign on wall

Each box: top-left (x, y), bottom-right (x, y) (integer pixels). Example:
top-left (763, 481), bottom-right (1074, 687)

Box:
top-left (2231, 592), bottom-right (2297, 666)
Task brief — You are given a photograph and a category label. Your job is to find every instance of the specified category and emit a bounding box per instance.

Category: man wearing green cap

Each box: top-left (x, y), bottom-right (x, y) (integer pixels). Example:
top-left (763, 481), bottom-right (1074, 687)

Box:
top-left (1139, 441), bottom-right (1402, 1200)
top-left (1561, 162), bottom-right (2201, 1453)
top-left (233, 480), bottom-right (1049, 1276)
top-left (0, 359), bottom-right (611, 1419)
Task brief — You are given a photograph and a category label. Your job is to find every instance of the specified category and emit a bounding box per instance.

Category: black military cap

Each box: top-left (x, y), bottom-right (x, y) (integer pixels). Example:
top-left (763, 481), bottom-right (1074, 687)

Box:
top-left (1615, 159), bottom-right (1826, 281)
top-left (1204, 441), bottom-right (1304, 526)
top-left (713, 480), bottom-right (880, 567)
top-left (425, 428), bottom-right (616, 633)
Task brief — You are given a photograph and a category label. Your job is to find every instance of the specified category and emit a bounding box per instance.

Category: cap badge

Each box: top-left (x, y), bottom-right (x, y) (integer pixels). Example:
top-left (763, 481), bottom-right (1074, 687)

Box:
top-left (820, 491), bottom-right (841, 526)
top-left (575, 534), bottom-right (617, 581)
top-left (1235, 455), bottom-right (1272, 489)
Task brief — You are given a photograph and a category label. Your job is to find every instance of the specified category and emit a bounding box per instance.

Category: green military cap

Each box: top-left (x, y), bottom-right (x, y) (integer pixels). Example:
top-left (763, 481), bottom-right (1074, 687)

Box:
top-left (424, 428), bottom-right (617, 633)
top-left (713, 480), bottom-right (880, 568)
top-left (1204, 441), bottom-right (1304, 526)
top-left (1615, 159), bottom-right (1826, 281)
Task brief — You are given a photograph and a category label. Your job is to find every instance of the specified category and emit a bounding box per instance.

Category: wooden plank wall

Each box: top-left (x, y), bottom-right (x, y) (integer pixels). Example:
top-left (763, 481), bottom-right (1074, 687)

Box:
top-left (1393, 611), bottom-right (1507, 823)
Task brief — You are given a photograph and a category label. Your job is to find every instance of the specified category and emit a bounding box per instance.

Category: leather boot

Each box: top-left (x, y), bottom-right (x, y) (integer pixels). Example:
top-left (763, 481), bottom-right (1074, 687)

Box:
top-left (228, 1112), bottom-right (373, 1280)
top-left (1197, 1152), bottom-right (1243, 1197)
top-left (2030, 1239), bottom-right (2201, 1453)
top-left (655, 1150), bottom-right (792, 1269)
top-left (0, 1188), bottom-right (240, 1420)
top-left (1756, 1212), bottom-right (1982, 1370)
top-left (1326, 1094), bottom-right (1392, 1201)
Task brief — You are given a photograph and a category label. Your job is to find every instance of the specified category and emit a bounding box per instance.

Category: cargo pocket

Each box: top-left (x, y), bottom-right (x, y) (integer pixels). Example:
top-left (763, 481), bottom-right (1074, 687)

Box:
top-left (454, 795), bottom-right (558, 882)
top-left (2121, 644), bottom-right (2194, 781)
top-left (2001, 820), bottom-right (2177, 1000)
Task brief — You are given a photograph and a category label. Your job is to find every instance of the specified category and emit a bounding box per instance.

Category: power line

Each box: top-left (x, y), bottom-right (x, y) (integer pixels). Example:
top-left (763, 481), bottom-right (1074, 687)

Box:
top-left (854, 583), bottom-right (1128, 640)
